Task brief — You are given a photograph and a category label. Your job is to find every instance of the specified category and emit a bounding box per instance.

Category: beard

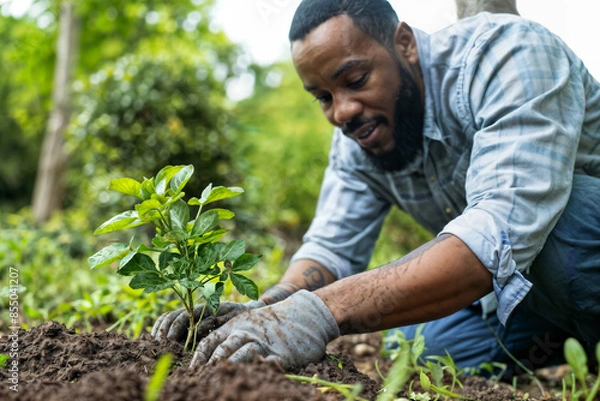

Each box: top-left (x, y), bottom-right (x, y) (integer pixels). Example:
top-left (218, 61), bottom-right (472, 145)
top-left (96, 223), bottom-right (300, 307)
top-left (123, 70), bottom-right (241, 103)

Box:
top-left (345, 64), bottom-right (424, 172)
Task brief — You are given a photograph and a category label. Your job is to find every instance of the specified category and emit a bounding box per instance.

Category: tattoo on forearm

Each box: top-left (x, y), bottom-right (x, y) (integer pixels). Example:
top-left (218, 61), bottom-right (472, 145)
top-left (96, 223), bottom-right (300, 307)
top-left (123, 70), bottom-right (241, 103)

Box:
top-left (396, 234), bottom-right (450, 266)
top-left (303, 265), bottom-right (326, 290)
top-left (381, 234), bottom-right (451, 280)
top-left (261, 282), bottom-right (300, 304)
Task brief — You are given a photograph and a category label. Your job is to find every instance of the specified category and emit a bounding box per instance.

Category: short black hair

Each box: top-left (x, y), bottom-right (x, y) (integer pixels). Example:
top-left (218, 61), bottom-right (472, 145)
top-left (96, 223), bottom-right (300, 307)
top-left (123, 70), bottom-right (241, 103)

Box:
top-left (289, 0), bottom-right (399, 51)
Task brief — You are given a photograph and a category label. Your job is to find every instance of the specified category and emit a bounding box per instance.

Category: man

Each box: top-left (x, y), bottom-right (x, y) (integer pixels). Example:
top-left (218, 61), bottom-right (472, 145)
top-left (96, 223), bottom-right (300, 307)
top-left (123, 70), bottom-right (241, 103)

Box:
top-left (153, 0), bottom-right (600, 373)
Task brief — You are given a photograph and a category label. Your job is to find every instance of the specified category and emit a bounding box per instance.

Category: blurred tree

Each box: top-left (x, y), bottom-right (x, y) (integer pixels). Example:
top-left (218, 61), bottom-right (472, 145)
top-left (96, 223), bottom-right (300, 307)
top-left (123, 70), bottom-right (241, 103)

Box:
top-left (32, 1), bottom-right (79, 223)
top-left (0, 0), bottom-right (244, 225)
top-left (0, 10), bottom-right (54, 211)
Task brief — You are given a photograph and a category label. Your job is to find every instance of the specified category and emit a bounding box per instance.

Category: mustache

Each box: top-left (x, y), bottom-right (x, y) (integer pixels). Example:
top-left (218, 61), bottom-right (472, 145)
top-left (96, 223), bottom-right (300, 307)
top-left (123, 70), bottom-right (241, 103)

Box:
top-left (341, 115), bottom-right (388, 137)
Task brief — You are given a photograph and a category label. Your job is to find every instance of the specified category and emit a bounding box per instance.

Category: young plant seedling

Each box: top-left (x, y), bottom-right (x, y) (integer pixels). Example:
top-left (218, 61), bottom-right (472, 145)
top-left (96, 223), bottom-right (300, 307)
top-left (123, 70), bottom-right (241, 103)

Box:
top-left (88, 165), bottom-right (261, 351)
top-left (564, 338), bottom-right (600, 401)
top-left (285, 374), bottom-right (367, 401)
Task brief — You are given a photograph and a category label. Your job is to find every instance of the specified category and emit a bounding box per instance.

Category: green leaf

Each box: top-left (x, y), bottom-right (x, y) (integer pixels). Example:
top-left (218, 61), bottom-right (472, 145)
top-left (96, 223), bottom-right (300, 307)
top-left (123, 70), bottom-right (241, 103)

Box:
top-left (145, 353), bottom-right (173, 401)
top-left (193, 229), bottom-right (227, 245)
top-left (140, 178), bottom-right (156, 200)
top-left (203, 282), bottom-right (224, 314)
top-left (118, 253), bottom-right (157, 276)
top-left (119, 250), bottom-right (138, 269)
top-left (135, 199), bottom-right (164, 222)
top-left (428, 362), bottom-right (444, 387)
top-left (565, 337), bottom-right (588, 380)
top-left (108, 177), bottom-right (142, 199)
top-left (211, 208), bottom-right (235, 220)
top-left (164, 229), bottom-right (187, 243)
top-left (199, 243), bottom-right (222, 263)
top-left (429, 384), bottom-right (463, 398)
top-left (204, 186), bottom-right (244, 205)
top-left (187, 197), bottom-right (201, 206)
top-left (191, 185), bottom-right (243, 206)
top-left (194, 247), bottom-right (217, 274)
top-left (136, 243), bottom-right (165, 253)
top-left (129, 272), bottom-right (173, 293)
top-left (158, 251), bottom-right (178, 271)
top-left (169, 199), bottom-right (190, 232)
top-left (230, 273), bottom-right (258, 300)
top-left (178, 279), bottom-right (203, 289)
top-left (0, 354), bottom-right (9, 369)
top-left (152, 235), bottom-right (171, 248)
top-left (169, 164), bottom-right (194, 194)
top-left (155, 165), bottom-right (185, 196)
top-left (419, 371), bottom-right (431, 391)
top-left (232, 253), bottom-right (261, 272)
top-left (199, 183), bottom-right (213, 204)
top-left (190, 210), bottom-right (219, 238)
top-left (221, 240), bottom-right (246, 261)
top-left (88, 243), bottom-right (130, 269)
top-left (94, 211), bottom-right (145, 235)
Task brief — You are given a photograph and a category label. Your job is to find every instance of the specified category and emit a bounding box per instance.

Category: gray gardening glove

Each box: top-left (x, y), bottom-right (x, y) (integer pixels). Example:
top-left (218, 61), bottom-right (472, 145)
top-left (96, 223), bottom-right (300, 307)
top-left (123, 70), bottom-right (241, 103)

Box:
top-left (151, 300), bottom-right (266, 343)
top-left (190, 290), bottom-right (340, 371)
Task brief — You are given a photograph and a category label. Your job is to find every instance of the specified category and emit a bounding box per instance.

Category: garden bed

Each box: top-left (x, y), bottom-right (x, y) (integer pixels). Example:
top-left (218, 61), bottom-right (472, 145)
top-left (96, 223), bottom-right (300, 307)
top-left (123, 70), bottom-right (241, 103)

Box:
top-left (0, 321), bottom-right (569, 400)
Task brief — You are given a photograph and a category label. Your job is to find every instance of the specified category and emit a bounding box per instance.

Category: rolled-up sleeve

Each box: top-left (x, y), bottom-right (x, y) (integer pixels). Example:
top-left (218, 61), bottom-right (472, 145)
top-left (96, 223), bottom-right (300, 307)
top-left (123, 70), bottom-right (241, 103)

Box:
top-left (441, 21), bottom-right (586, 323)
top-left (291, 132), bottom-right (391, 279)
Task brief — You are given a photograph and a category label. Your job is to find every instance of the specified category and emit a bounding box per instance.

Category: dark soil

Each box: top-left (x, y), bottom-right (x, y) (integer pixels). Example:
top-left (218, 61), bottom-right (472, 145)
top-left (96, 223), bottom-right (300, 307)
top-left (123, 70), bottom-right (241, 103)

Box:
top-left (0, 322), bottom-right (575, 400)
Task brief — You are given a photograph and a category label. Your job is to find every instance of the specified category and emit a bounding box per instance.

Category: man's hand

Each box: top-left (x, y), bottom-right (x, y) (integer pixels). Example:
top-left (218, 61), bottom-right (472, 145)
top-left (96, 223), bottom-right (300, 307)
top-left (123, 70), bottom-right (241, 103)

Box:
top-left (151, 300), bottom-right (266, 343)
top-left (190, 290), bottom-right (340, 371)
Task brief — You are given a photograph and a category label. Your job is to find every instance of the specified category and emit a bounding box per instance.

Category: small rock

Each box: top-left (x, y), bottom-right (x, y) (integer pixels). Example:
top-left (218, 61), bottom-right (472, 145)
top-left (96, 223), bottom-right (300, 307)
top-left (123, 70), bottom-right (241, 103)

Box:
top-left (354, 343), bottom-right (377, 357)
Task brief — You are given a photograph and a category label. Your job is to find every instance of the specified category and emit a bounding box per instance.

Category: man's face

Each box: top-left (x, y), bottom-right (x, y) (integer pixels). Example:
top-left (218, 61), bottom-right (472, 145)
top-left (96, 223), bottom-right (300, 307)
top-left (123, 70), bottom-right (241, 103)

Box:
top-left (291, 14), bottom-right (424, 170)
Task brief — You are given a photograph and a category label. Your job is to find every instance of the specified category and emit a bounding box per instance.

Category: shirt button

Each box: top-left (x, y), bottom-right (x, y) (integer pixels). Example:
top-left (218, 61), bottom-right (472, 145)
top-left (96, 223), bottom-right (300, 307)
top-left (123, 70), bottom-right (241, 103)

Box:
top-left (445, 207), bottom-right (452, 214)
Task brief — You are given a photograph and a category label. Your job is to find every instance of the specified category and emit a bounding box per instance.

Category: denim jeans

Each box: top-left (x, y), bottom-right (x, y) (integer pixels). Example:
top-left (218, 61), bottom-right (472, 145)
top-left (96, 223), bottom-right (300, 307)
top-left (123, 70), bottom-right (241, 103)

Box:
top-left (387, 174), bottom-right (600, 374)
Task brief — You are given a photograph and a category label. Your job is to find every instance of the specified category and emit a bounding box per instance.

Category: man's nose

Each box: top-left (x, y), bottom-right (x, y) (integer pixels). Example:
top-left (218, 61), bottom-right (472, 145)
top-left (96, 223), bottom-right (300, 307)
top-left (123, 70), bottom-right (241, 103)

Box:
top-left (331, 95), bottom-right (362, 126)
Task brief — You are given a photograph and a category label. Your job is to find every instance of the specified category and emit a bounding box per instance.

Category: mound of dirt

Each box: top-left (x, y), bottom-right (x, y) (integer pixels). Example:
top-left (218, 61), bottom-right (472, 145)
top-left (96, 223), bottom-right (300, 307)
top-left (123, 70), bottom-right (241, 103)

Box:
top-left (0, 321), bottom-right (569, 400)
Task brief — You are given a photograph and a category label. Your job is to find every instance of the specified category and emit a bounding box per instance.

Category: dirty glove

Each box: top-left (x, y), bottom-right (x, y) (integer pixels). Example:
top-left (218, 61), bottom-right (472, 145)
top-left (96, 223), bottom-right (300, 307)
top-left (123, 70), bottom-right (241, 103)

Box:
top-left (190, 290), bottom-right (340, 371)
top-left (151, 300), bottom-right (266, 343)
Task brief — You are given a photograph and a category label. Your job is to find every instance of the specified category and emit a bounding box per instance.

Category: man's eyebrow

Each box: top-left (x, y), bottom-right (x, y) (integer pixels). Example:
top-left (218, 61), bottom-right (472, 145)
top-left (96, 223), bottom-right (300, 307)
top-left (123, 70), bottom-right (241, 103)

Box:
top-left (303, 59), bottom-right (368, 92)
top-left (330, 59), bottom-right (368, 80)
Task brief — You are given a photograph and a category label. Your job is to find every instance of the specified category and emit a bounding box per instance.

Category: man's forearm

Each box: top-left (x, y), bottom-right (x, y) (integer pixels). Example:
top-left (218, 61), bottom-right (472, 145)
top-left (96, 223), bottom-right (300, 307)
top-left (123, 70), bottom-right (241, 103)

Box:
top-left (316, 234), bottom-right (493, 334)
top-left (260, 259), bottom-right (337, 304)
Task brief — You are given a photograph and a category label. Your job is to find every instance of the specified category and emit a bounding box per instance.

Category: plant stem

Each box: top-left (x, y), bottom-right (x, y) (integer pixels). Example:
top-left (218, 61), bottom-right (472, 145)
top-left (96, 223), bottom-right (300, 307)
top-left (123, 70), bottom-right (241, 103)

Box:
top-left (485, 320), bottom-right (535, 376)
top-left (183, 287), bottom-right (195, 353)
top-left (585, 375), bottom-right (600, 401)
top-left (170, 286), bottom-right (194, 353)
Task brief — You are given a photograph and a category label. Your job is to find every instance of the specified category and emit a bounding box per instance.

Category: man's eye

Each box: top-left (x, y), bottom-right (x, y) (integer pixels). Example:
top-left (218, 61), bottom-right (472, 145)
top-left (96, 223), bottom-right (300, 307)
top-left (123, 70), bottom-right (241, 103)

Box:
top-left (314, 94), bottom-right (332, 104)
top-left (348, 73), bottom-right (368, 89)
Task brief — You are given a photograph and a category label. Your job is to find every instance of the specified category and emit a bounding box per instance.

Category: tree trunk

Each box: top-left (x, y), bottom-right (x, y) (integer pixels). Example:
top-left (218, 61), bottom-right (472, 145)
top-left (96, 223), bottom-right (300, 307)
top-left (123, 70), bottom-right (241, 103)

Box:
top-left (32, 1), bottom-right (79, 223)
top-left (455, 0), bottom-right (519, 19)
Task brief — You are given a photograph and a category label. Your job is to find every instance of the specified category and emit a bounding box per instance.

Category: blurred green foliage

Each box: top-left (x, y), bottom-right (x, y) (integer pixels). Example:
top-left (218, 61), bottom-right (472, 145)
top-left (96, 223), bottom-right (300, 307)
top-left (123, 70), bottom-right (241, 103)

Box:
top-left (0, 0), bottom-right (430, 336)
top-left (232, 62), bottom-right (331, 235)
top-left (66, 52), bottom-right (239, 226)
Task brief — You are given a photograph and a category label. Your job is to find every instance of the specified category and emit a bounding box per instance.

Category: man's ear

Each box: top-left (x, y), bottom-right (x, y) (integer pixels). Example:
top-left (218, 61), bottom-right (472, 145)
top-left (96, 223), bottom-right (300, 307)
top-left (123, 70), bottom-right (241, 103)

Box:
top-left (393, 22), bottom-right (419, 65)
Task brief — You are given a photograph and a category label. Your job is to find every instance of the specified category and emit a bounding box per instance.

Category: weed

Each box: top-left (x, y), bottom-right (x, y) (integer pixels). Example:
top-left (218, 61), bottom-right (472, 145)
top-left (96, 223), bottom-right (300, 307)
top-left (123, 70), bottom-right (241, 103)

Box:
top-left (563, 338), bottom-right (600, 401)
top-left (285, 374), bottom-right (367, 401)
top-left (378, 327), bottom-right (469, 401)
top-left (145, 353), bottom-right (173, 401)
top-left (0, 354), bottom-right (9, 369)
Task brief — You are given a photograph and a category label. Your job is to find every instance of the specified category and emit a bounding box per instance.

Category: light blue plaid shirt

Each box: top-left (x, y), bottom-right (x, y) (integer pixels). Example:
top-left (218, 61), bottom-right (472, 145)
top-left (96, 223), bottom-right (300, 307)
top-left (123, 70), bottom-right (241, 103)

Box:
top-left (290, 13), bottom-right (600, 324)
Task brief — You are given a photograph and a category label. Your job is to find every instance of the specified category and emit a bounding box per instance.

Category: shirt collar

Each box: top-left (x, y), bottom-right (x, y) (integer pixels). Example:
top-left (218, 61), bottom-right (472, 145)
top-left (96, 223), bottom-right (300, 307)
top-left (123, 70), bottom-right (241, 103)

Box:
top-left (412, 28), bottom-right (443, 142)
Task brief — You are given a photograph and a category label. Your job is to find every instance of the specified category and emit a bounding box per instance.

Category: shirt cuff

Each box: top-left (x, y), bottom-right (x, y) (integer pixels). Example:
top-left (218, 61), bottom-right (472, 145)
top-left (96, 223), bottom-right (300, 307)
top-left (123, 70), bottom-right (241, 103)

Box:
top-left (440, 210), bottom-right (533, 325)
